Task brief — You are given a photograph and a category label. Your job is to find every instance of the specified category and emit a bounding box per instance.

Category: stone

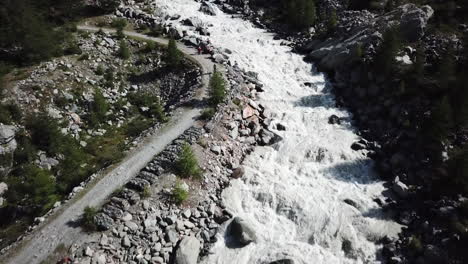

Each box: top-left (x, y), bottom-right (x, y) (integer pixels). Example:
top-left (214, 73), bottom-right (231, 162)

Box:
top-left (270, 260), bottom-right (295, 264)
top-left (165, 228), bottom-right (179, 243)
top-left (210, 145), bottom-right (222, 155)
top-left (200, 2), bottom-right (218, 16)
top-left (121, 213), bottom-right (132, 221)
top-left (0, 182), bottom-right (8, 196)
top-left (231, 167), bottom-right (245, 179)
top-left (175, 236), bottom-right (200, 264)
top-left (351, 142), bottom-right (366, 151)
top-left (228, 217), bottom-right (256, 246)
top-left (85, 246), bottom-right (94, 257)
top-left (94, 213), bottom-right (114, 231)
top-left (242, 106), bottom-right (255, 119)
top-left (328, 115), bottom-right (341, 125)
top-left (125, 221), bottom-right (139, 231)
top-left (99, 234), bottom-right (108, 246)
top-left (183, 209), bottom-right (192, 218)
top-left (392, 177), bottom-right (409, 198)
top-left (122, 236), bottom-right (131, 247)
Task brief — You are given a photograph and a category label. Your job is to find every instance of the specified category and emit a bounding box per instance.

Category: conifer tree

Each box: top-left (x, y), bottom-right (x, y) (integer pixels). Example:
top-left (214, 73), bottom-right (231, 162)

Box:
top-left (209, 69), bottom-right (226, 106)
top-left (175, 143), bottom-right (202, 178)
top-left (166, 38), bottom-right (181, 68)
top-left (375, 27), bottom-right (402, 74)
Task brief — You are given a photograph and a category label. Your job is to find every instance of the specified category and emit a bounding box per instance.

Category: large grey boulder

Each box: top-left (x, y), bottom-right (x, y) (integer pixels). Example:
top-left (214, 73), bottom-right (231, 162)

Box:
top-left (175, 236), bottom-right (200, 264)
top-left (200, 2), bottom-right (218, 16)
top-left (305, 4), bottom-right (433, 71)
top-left (228, 217), bottom-right (256, 246)
top-left (94, 213), bottom-right (114, 231)
top-left (0, 124), bottom-right (17, 155)
top-left (392, 177), bottom-right (409, 198)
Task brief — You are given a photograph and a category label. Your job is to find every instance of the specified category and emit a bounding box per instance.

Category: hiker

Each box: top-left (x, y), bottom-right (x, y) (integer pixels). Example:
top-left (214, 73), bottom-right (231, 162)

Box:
top-left (197, 45), bottom-right (202, 55)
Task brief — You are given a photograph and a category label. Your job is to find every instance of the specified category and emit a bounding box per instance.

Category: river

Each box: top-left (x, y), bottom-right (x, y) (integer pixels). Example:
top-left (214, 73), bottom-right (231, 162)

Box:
top-left (153, 1), bottom-right (401, 263)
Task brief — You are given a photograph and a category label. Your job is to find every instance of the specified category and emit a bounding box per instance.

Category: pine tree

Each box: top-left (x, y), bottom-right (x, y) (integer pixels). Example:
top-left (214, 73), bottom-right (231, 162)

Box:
top-left (283, 0), bottom-right (316, 30)
top-left (425, 96), bottom-right (453, 143)
top-left (175, 143), bottom-right (202, 178)
top-left (375, 28), bottom-right (402, 74)
top-left (327, 10), bottom-right (338, 32)
top-left (166, 38), bottom-right (181, 68)
top-left (209, 69), bottom-right (226, 106)
top-left (118, 41), bottom-right (130, 60)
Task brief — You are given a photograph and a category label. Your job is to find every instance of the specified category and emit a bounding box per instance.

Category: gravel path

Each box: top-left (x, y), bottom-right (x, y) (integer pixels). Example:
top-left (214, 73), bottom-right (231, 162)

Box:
top-left (1, 26), bottom-right (214, 264)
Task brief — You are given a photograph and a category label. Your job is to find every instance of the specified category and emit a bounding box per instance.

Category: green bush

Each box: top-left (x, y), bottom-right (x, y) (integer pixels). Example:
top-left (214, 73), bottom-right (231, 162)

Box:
top-left (175, 143), bottom-right (202, 178)
top-left (82, 206), bottom-right (97, 231)
top-left (0, 103), bottom-right (22, 125)
top-left (25, 113), bottom-right (64, 155)
top-left (118, 41), bottom-right (130, 60)
top-left (200, 108), bottom-right (215, 120)
top-left (282, 0), bottom-right (316, 30)
top-left (86, 130), bottom-right (125, 167)
top-left (127, 91), bottom-right (167, 122)
top-left (374, 27), bottom-right (402, 74)
top-left (24, 165), bottom-right (58, 214)
top-left (95, 65), bottom-right (105, 76)
top-left (408, 235), bottom-right (423, 253)
top-left (140, 185), bottom-right (151, 199)
top-left (209, 70), bottom-right (226, 106)
top-left (116, 28), bottom-right (125, 40)
top-left (87, 89), bottom-right (109, 128)
top-left (124, 116), bottom-right (152, 137)
top-left (144, 41), bottom-right (157, 53)
top-left (104, 68), bottom-right (114, 87)
top-left (111, 18), bottom-right (127, 30)
top-left (172, 181), bottom-right (188, 205)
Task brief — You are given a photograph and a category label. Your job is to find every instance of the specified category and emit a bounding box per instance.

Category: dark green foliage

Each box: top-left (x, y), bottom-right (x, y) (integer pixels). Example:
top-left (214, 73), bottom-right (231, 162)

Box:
top-left (172, 181), bottom-right (189, 205)
top-left (118, 41), bottom-right (130, 60)
top-left (0, 0), bottom-right (77, 65)
top-left (200, 108), bottom-right (216, 120)
top-left (96, 0), bottom-right (120, 13)
top-left (103, 68), bottom-right (114, 87)
top-left (140, 186), bottom-right (151, 199)
top-left (282, 0), bottom-right (317, 30)
top-left (374, 27), bottom-right (402, 74)
top-left (82, 206), bottom-right (97, 231)
top-left (95, 65), bottom-right (105, 76)
top-left (144, 41), bottom-right (157, 53)
top-left (408, 235), bottom-right (423, 253)
top-left (449, 148), bottom-right (468, 195)
top-left (0, 103), bottom-right (21, 125)
top-left (424, 97), bottom-right (453, 143)
top-left (127, 91), bottom-right (167, 122)
top-left (166, 39), bottom-right (181, 67)
top-left (327, 10), bottom-right (338, 32)
top-left (175, 143), bottom-right (202, 178)
top-left (13, 130), bottom-right (36, 164)
top-left (111, 18), bottom-right (127, 30)
top-left (124, 116), bottom-right (152, 137)
top-left (25, 114), bottom-right (64, 156)
top-left (116, 28), bottom-right (125, 40)
top-left (86, 130), bottom-right (125, 167)
top-left (87, 89), bottom-right (109, 128)
top-left (209, 70), bottom-right (226, 106)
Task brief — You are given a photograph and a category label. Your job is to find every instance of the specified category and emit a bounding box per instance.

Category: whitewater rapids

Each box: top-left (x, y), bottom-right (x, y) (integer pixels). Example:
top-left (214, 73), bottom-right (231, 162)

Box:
top-left (153, 1), bottom-right (401, 263)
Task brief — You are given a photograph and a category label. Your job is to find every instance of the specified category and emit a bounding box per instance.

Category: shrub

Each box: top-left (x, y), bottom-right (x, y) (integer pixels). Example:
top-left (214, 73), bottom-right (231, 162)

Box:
top-left (127, 92), bottom-right (167, 122)
top-left (374, 27), bottom-right (402, 74)
top-left (282, 0), bottom-right (316, 30)
top-left (141, 185), bottom-right (151, 199)
top-left (408, 235), bottom-right (423, 253)
top-left (95, 65), bottom-right (105, 75)
top-left (87, 89), bottom-right (109, 128)
top-left (166, 38), bottom-right (181, 67)
top-left (104, 68), bottom-right (114, 87)
top-left (209, 70), bottom-right (226, 106)
top-left (118, 41), bottom-right (130, 60)
top-left (82, 206), bottom-right (97, 231)
top-left (25, 113), bottom-right (64, 155)
top-left (144, 41), bottom-right (157, 53)
top-left (23, 165), bottom-right (58, 214)
top-left (116, 28), bottom-right (125, 40)
top-left (124, 116), bottom-right (152, 137)
top-left (175, 143), bottom-right (202, 178)
top-left (86, 130), bottom-right (125, 167)
top-left (111, 18), bottom-right (127, 30)
top-left (327, 10), bottom-right (338, 32)
top-left (200, 108), bottom-right (215, 120)
top-left (172, 181), bottom-right (188, 205)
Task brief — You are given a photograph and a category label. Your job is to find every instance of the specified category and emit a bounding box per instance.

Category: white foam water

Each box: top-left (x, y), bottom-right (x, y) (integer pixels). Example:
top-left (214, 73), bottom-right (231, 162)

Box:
top-left (152, 1), bottom-right (401, 263)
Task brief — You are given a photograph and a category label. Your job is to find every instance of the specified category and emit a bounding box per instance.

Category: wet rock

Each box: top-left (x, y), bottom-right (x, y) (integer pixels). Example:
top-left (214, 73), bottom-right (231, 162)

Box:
top-left (175, 236), bottom-right (200, 264)
top-left (231, 167), bottom-right (245, 179)
top-left (200, 2), bottom-right (218, 16)
top-left (0, 182), bottom-right (8, 196)
top-left (328, 115), bottom-right (341, 125)
top-left (228, 217), bottom-right (256, 246)
top-left (351, 142), bottom-right (366, 151)
top-left (392, 177), bottom-right (409, 198)
top-left (259, 129), bottom-right (282, 145)
top-left (269, 260), bottom-right (295, 264)
top-left (276, 123), bottom-right (286, 131)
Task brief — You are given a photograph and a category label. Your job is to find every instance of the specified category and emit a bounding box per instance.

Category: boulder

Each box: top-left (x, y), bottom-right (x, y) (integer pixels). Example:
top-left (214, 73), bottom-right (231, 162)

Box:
top-left (0, 182), bottom-right (8, 196)
top-left (200, 2), bottom-right (218, 16)
top-left (184, 17), bottom-right (204, 28)
top-left (231, 167), bottom-right (245, 179)
top-left (166, 228), bottom-right (179, 243)
top-left (270, 260), bottom-right (295, 264)
top-left (392, 177), bottom-right (409, 198)
top-left (328, 115), bottom-right (341, 125)
top-left (94, 213), bottom-right (114, 231)
top-left (228, 217), bottom-right (256, 246)
top-left (175, 236), bottom-right (200, 264)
